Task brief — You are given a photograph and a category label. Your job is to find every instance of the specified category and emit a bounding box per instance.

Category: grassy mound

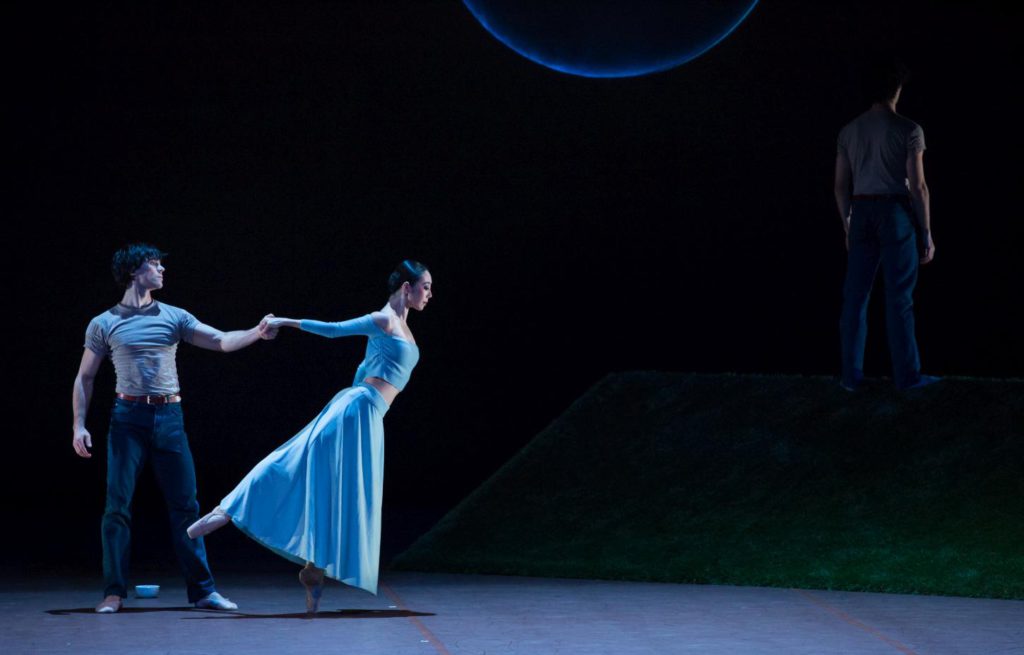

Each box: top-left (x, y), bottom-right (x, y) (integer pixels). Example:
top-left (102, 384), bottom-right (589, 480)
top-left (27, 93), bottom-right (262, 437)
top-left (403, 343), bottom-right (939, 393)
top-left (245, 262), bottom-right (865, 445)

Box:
top-left (393, 373), bottom-right (1024, 599)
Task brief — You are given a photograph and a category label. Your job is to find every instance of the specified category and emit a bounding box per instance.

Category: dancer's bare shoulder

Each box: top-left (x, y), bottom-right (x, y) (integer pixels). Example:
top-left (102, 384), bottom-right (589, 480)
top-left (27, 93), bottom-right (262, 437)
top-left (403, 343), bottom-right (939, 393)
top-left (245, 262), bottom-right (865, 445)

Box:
top-left (368, 311), bottom-right (392, 333)
top-left (370, 310), bottom-right (415, 343)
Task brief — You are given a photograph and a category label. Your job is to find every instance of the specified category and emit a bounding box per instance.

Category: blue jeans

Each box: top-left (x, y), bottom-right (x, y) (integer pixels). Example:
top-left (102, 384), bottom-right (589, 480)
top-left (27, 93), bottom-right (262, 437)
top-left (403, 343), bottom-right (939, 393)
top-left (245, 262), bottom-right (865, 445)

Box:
top-left (840, 198), bottom-right (922, 389)
top-left (102, 399), bottom-right (215, 602)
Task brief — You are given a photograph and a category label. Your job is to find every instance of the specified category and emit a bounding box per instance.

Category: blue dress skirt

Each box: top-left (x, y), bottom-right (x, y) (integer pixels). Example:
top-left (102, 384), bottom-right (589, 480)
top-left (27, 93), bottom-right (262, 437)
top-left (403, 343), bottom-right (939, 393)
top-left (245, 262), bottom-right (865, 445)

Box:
top-left (219, 382), bottom-right (389, 594)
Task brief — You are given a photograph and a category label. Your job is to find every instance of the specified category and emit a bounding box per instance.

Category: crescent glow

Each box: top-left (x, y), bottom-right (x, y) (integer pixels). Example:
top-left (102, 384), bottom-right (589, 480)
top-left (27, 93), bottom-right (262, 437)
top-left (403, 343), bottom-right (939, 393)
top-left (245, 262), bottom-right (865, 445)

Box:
top-left (463, 1), bottom-right (760, 78)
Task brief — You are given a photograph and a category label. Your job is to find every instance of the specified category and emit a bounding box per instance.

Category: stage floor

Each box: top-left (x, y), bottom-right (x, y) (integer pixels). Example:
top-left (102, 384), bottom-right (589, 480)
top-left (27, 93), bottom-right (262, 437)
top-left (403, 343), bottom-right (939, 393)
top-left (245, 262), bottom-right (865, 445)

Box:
top-left (2, 571), bottom-right (1020, 654)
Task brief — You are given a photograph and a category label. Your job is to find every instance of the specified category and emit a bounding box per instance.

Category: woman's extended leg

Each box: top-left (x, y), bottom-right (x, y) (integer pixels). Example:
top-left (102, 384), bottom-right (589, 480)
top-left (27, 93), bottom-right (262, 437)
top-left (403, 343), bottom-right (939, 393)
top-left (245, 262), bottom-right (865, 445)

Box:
top-left (186, 506), bottom-right (231, 539)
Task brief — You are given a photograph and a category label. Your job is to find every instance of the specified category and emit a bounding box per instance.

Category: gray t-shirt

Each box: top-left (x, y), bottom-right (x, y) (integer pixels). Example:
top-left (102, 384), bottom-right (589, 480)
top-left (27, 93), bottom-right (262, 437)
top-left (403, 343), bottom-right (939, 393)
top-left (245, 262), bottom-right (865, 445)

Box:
top-left (85, 301), bottom-right (199, 395)
top-left (837, 108), bottom-right (925, 196)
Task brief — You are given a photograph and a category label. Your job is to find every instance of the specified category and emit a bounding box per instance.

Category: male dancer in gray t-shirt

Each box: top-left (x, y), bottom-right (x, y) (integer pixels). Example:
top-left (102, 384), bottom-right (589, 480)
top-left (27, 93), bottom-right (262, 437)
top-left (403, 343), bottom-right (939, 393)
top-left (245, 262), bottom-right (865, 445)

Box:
top-left (72, 243), bottom-right (277, 613)
top-left (834, 59), bottom-right (939, 391)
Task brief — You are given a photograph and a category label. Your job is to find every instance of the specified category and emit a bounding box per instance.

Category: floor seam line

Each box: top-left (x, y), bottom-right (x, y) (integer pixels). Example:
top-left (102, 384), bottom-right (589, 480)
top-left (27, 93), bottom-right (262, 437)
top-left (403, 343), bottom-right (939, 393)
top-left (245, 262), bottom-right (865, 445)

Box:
top-left (381, 581), bottom-right (452, 655)
top-left (793, 588), bottom-right (920, 655)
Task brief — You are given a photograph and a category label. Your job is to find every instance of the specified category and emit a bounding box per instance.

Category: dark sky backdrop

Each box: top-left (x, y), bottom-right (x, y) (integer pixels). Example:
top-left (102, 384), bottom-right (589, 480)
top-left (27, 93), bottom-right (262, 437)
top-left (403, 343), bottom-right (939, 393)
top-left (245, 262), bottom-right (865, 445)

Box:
top-left (7, 1), bottom-right (1022, 569)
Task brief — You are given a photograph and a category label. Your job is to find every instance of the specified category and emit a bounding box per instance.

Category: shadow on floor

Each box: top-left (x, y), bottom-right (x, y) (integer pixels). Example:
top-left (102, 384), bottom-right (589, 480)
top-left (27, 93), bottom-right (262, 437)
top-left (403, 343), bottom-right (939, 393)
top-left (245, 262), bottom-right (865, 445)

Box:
top-left (47, 607), bottom-right (195, 615)
top-left (47, 607), bottom-right (434, 619)
top-left (186, 609), bottom-right (436, 620)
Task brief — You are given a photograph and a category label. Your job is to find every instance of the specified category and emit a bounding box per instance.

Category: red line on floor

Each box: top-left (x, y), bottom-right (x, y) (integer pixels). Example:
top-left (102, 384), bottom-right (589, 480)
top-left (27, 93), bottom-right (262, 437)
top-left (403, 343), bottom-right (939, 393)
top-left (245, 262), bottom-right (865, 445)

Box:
top-left (794, 588), bottom-right (920, 655)
top-left (380, 581), bottom-right (452, 655)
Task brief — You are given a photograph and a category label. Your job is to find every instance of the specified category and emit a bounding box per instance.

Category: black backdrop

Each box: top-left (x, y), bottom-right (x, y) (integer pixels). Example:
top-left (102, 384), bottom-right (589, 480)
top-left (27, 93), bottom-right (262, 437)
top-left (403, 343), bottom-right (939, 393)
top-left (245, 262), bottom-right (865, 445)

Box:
top-left (7, 1), bottom-right (1021, 569)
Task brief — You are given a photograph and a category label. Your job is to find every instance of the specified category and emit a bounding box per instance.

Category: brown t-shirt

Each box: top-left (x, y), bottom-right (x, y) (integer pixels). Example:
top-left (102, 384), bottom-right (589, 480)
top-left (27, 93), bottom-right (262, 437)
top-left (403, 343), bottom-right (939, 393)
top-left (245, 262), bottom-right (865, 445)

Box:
top-left (837, 108), bottom-right (925, 196)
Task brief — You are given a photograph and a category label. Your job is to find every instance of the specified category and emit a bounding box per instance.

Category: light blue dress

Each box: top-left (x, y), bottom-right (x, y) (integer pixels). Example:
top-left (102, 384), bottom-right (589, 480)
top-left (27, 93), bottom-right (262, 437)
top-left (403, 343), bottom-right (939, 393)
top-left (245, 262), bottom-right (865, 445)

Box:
top-left (219, 315), bottom-right (419, 594)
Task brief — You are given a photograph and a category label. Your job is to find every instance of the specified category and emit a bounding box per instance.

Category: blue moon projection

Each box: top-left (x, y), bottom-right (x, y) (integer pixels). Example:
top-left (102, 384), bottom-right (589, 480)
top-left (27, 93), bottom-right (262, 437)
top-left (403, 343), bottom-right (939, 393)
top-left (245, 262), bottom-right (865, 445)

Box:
top-left (463, 0), bottom-right (759, 78)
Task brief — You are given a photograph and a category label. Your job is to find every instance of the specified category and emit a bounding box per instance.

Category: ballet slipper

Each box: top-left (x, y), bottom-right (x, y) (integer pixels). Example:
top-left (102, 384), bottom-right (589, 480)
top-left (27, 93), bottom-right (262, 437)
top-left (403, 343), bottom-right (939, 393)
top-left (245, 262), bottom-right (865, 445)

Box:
top-left (186, 507), bottom-right (230, 539)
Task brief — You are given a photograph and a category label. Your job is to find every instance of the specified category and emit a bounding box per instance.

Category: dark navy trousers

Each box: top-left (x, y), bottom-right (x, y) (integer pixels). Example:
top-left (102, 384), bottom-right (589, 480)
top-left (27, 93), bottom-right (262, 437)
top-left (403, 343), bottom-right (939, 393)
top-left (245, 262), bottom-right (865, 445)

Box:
top-left (840, 198), bottom-right (923, 389)
top-left (102, 399), bottom-right (216, 602)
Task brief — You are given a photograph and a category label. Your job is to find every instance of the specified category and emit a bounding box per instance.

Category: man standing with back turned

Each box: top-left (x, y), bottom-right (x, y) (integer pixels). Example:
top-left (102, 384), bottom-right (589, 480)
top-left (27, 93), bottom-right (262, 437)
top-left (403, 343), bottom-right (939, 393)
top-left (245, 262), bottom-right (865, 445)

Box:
top-left (72, 243), bottom-right (277, 613)
top-left (834, 59), bottom-right (939, 391)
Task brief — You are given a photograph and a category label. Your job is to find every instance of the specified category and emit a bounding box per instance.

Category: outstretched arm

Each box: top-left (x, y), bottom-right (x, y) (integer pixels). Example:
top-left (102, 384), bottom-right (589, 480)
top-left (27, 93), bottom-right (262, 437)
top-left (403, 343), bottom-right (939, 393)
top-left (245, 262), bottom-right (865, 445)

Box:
top-left (72, 348), bottom-right (104, 458)
top-left (191, 314), bottom-right (278, 352)
top-left (263, 313), bottom-right (389, 338)
top-left (906, 150), bottom-right (934, 264)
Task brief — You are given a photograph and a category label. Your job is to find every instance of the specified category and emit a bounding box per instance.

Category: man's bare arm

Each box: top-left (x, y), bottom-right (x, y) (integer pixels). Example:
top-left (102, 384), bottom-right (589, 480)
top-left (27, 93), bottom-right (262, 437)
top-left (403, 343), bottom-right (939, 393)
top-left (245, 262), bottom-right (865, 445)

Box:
top-left (72, 349), bottom-right (104, 458)
top-left (190, 315), bottom-right (277, 353)
top-left (834, 152), bottom-right (853, 248)
top-left (906, 150), bottom-right (934, 263)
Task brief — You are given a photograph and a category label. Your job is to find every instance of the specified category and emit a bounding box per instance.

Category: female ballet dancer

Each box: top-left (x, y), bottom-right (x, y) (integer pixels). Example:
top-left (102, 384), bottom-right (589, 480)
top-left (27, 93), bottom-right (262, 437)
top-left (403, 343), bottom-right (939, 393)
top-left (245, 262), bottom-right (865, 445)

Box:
top-left (187, 260), bottom-right (432, 612)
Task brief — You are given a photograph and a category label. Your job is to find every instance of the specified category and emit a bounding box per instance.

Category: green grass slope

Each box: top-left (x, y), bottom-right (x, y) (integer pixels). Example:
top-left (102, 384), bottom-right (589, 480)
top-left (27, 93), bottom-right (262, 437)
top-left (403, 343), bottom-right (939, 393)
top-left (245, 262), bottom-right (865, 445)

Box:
top-left (393, 373), bottom-right (1024, 599)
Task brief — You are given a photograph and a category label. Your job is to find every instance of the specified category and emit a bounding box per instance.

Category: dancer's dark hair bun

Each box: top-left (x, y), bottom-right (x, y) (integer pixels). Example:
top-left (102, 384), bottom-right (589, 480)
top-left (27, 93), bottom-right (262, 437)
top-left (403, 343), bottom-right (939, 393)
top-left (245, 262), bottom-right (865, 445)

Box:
top-left (388, 260), bottom-right (428, 294)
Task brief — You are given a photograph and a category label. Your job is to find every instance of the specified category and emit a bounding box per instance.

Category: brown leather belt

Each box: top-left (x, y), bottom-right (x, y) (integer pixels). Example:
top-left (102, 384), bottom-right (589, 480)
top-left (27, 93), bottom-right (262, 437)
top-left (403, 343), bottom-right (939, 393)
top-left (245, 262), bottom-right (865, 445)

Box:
top-left (852, 194), bottom-right (909, 201)
top-left (116, 393), bottom-right (182, 405)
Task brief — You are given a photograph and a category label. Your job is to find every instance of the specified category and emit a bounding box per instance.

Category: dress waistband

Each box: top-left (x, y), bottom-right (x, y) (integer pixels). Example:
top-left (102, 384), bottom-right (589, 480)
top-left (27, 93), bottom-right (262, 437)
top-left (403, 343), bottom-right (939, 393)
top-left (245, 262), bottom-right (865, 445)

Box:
top-left (355, 382), bottom-right (391, 413)
top-left (116, 392), bottom-right (182, 405)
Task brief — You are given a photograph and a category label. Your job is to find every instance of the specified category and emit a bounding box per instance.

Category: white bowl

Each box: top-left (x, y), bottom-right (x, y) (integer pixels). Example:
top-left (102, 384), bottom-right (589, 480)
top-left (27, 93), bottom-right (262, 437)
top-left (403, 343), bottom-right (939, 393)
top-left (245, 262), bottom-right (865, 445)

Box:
top-left (135, 584), bottom-right (160, 598)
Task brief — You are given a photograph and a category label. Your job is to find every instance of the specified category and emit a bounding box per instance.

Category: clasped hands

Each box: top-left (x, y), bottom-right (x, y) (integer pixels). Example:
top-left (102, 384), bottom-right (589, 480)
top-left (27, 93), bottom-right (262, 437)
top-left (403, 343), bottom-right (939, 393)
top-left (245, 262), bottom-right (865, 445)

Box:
top-left (258, 314), bottom-right (280, 340)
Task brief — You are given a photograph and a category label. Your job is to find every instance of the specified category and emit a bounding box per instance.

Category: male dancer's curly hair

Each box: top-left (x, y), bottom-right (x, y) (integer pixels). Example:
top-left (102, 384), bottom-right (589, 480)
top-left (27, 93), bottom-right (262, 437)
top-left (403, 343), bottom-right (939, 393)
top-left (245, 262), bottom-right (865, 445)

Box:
top-left (111, 243), bottom-right (167, 287)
